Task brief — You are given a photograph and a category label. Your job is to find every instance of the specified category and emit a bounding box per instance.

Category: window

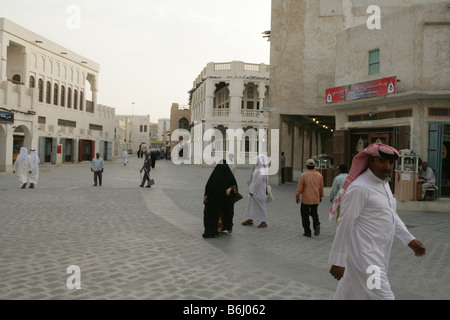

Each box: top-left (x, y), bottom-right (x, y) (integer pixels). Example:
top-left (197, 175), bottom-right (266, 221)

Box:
top-left (348, 109), bottom-right (412, 122)
top-left (38, 79), bottom-right (43, 102)
top-left (67, 87), bottom-right (72, 108)
top-left (74, 90), bottom-right (78, 109)
top-left (80, 91), bottom-right (83, 111)
top-left (53, 84), bottom-right (58, 105)
top-left (29, 76), bottom-right (35, 88)
top-left (12, 74), bottom-right (21, 84)
top-left (369, 49), bottom-right (380, 75)
top-left (179, 118), bottom-right (189, 129)
top-left (60, 86), bottom-right (65, 107)
top-left (46, 81), bottom-right (51, 104)
top-left (429, 107), bottom-right (450, 117)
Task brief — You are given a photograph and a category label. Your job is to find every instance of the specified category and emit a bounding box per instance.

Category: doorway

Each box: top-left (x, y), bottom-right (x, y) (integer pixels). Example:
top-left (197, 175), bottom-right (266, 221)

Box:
top-left (441, 125), bottom-right (450, 197)
top-left (79, 140), bottom-right (94, 162)
top-left (62, 138), bottom-right (74, 163)
top-left (428, 123), bottom-right (450, 198)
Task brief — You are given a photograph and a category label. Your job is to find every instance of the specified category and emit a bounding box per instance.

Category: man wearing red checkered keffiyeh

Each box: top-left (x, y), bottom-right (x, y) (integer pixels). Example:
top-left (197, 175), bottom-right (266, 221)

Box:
top-left (328, 143), bottom-right (426, 300)
top-left (329, 143), bottom-right (399, 219)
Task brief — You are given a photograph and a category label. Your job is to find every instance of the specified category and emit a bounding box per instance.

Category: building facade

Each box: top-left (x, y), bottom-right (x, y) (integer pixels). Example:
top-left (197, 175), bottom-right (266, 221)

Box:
top-left (268, 0), bottom-right (449, 187)
top-left (326, 1), bottom-right (450, 197)
top-left (169, 103), bottom-right (190, 158)
top-left (114, 114), bottom-right (151, 155)
top-left (189, 61), bottom-right (270, 164)
top-left (0, 18), bottom-right (115, 172)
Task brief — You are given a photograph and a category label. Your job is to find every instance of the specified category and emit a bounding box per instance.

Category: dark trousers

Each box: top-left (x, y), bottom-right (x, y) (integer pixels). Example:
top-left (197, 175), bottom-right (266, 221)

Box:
top-left (141, 171), bottom-right (151, 186)
top-left (300, 203), bottom-right (320, 235)
top-left (93, 170), bottom-right (102, 186)
top-left (281, 167), bottom-right (285, 183)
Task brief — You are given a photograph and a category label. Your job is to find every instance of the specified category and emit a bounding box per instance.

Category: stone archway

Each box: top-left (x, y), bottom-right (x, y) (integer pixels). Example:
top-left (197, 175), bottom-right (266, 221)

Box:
top-left (12, 124), bottom-right (32, 163)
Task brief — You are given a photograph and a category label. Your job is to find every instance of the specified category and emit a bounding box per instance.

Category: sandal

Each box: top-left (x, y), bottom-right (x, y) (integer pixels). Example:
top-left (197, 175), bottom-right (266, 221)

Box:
top-left (242, 219), bottom-right (253, 226)
top-left (258, 222), bottom-right (267, 228)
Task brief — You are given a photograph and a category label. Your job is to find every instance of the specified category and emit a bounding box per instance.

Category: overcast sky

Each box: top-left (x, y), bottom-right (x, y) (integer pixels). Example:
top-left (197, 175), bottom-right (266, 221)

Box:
top-left (1, 0), bottom-right (271, 121)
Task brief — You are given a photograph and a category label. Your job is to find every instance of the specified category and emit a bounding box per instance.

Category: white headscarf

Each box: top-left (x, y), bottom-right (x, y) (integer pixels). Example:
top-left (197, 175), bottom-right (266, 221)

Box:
top-left (16, 147), bottom-right (29, 165)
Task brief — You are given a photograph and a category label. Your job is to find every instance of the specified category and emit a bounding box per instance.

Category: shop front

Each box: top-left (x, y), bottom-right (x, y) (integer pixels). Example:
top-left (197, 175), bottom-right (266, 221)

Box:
top-left (428, 123), bottom-right (450, 198)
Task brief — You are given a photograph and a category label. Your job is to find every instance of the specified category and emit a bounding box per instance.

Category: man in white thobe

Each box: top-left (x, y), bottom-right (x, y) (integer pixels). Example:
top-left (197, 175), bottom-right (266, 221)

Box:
top-left (27, 148), bottom-right (40, 188)
top-left (122, 150), bottom-right (128, 166)
top-left (419, 162), bottom-right (437, 200)
top-left (328, 143), bottom-right (426, 300)
top-left (242, 154), bottom-right (269, 228)
top-left (13, 147), bottom-right (32, 189)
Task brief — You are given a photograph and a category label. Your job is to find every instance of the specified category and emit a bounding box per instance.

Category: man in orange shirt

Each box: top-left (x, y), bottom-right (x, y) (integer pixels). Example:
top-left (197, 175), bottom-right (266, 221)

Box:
top-left (296, 159), bottom-right (324, 237)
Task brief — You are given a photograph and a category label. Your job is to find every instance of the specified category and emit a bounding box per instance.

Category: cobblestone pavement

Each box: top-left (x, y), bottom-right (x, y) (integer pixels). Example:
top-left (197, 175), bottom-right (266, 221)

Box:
top-left (0, 157), bottom-right (449, 300)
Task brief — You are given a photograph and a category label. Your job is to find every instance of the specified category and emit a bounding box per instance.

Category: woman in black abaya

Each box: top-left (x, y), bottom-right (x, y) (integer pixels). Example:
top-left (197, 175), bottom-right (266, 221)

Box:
top-left (202, 160), bottom-right (238, 238)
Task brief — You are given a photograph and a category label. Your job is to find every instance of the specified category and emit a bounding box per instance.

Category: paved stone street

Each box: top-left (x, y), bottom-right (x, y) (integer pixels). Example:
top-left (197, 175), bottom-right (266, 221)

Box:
top-left (1, 156), bottom-right (449, 300)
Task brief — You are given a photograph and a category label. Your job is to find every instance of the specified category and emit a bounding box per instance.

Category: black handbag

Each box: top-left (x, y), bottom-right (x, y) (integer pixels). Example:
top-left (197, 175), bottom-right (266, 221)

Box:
top-left (229, 186), bottom-right (243, 204)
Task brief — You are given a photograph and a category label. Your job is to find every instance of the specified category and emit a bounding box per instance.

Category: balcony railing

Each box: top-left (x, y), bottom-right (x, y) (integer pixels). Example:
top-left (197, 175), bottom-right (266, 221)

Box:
top-left (241, 109), bottom-right (261, 118)
top-left (212, 109), bottom-right (229, 117)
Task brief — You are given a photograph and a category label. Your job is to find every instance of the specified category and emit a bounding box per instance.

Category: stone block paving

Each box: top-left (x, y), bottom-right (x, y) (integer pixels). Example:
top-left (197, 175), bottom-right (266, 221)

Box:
top-left (0, 156), bottom-right (449, 300)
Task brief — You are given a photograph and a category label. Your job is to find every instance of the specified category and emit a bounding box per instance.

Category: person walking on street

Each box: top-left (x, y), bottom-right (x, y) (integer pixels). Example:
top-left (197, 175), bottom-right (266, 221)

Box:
top-left (242, 154), bottom-right (269, 229)
top-left (281, 152), bottom-right (286, 184)
top-left (329, 164), bottom-right (348, 222)
top-left (150, 150), bottom-right (156, 169)
top-left (296, 159), bottom-right (324, 237)
top-left (328, 143), bottom-right (426, 300)
top-left (90, 152), bottom-right (104, 186)
top-left (13, 147), bottom-right (32, 189)
top-left (27, 148), bottom-right (40, 189)
top-left (140, 152), bottom-right (152, 188)
top-left (122, 149), bottom-right (128, 166)
top-left (202, 159), bottom-right (237, 238)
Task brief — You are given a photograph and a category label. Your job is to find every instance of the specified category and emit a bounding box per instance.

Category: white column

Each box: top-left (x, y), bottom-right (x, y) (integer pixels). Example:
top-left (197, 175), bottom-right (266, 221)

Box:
top-left (0, 42), bottom-right (7, 82)
top-left (228, 79), bottom-right (243, 121)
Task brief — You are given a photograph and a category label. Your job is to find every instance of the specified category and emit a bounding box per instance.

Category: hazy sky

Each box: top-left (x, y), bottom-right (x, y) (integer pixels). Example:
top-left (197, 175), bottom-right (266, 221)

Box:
top-left (1, 0), bottom-right (271, 121)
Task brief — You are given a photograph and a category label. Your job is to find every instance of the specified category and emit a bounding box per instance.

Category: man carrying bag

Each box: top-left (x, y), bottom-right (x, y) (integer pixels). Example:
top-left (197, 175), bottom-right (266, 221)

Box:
top-left (140, 152), bottom-right (154, 188)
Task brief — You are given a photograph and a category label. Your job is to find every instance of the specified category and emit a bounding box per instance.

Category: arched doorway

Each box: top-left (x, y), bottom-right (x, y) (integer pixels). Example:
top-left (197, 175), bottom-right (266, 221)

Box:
top-left (12, 125), bottom-right (32, 163)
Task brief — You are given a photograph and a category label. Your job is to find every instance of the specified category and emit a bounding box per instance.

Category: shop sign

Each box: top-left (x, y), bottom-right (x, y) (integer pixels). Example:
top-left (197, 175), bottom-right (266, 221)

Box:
top-left (326, 76), bottom-right (396, 103)
top-left (0, 111), bottom-right (14, 124)
top-left (326, 86), bottom-right (345, 103)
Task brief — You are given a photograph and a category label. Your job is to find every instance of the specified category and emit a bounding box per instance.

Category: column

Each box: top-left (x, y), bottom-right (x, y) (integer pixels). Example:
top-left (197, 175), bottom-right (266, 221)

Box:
top-left (204, 79), bottom-right (215, 120)
top-left (0, 42), bottom-right (7, 82)
top-left (228, 79), bottom-right (243, 121)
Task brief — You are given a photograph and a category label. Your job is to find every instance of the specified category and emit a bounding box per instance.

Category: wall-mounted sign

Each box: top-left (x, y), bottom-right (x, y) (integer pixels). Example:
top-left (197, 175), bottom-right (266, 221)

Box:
top-left (326, 76), bottom-right (396, 103)
top-left (326, 86), bottom-right (345, 103)
top-left (0, 112), bottom-right (14, 124)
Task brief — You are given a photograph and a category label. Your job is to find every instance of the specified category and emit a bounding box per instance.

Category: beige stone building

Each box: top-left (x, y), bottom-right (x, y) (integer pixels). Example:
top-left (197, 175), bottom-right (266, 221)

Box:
top-left (327, 1), bottom-right (450, 198)
top-left (268, 0), bottom-right (449, 193)
top-left (0, 18), bottom-right (115, 172)
top-left (189, 61), bottom-right (270, 165)
top-left (168, 103), bottom-right (190, 157)
top-left (114, 114), bottom-right (151, 155)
